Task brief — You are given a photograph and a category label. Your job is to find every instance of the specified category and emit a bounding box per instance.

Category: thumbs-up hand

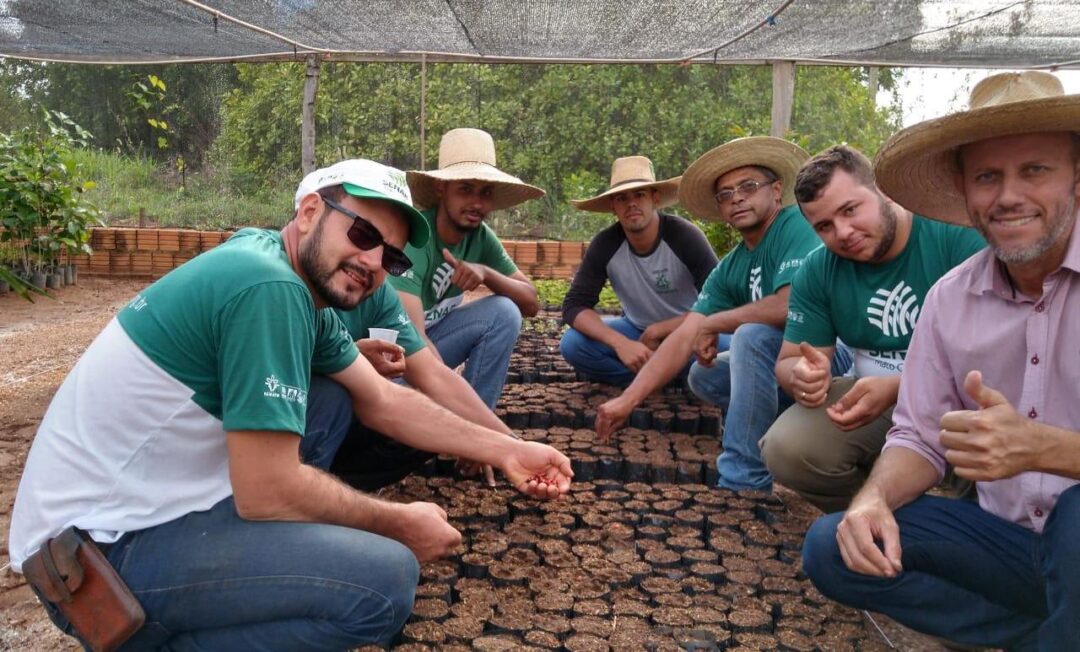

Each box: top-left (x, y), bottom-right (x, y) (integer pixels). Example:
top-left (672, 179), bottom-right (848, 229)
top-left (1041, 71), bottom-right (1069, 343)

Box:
top-left (789, 341), bottom-right (832, 407)
top-left (442, 248), bottom-right (486, 292)
top-left (939, 370), bottom-right (1032, 481)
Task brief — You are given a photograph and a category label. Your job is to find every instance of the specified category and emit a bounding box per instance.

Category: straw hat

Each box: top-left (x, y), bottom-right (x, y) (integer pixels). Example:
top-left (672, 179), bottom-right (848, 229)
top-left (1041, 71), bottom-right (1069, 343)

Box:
top-left (875, 71), bottom-right (1080, 225)
top-left (570, 156), bottom-right (681, 213)
top-left (678, 136), bottom-right (809, 220)
top-left (407, 128), bottom-right (545, 211)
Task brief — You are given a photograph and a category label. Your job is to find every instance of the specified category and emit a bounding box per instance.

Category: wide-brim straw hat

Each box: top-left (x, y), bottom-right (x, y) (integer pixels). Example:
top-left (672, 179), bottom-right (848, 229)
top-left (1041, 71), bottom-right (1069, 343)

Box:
top-left (679, 136), bottom-right (809, 220)
top-left (875, 71), bottom-right (1080, 225)
top-left (407, 128), bottom-right (545, 211)
top-left (571, 156), bottom-right (681, 213)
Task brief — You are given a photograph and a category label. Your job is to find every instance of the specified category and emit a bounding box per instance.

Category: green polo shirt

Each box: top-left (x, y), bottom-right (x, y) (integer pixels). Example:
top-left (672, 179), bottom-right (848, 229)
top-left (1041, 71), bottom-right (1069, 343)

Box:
top-left (389, 208), bottom-right (518, 326)
top-left (691, 205), bottom-right (820, 315)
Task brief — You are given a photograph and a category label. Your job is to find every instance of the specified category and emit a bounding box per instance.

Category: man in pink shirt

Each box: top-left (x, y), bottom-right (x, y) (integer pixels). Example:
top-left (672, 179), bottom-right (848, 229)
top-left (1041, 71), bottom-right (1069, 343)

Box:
top-left (802, 71), bottom-right (1080, 649)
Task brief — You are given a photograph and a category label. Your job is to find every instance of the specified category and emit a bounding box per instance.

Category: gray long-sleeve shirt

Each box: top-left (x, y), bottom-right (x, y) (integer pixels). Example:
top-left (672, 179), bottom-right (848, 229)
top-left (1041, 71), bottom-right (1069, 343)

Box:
top-left (563, 213), bottom-right (718, 329)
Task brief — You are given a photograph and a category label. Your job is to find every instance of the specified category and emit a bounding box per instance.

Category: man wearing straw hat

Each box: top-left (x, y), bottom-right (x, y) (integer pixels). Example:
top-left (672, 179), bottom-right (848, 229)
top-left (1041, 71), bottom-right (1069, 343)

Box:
top-left (597, 137), bottom-right (849, 493)
top-left (8, 158), bottom-right (572, 650)
top-left (760, 144), bottom-right (985, 513)
top-left (559, 155), bottom-right (718, 387)
top-left (803, 72), bottom-right (1080, 649)
top-left (394, 128), bottom-right (544, 411)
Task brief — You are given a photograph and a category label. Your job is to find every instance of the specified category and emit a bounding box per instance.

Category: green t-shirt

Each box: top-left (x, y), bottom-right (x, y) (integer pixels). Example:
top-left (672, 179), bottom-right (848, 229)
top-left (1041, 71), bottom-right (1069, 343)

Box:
top-left (389, 208), bottom-right (518, 326)
top-left (117, 228), bottom-right (358, 435)
top-left (785, 215), bottom-right (986, 377)
top-left (691, 204), bottom-right (820, 315)
top-left (333, 283), bottom-right (426, 356)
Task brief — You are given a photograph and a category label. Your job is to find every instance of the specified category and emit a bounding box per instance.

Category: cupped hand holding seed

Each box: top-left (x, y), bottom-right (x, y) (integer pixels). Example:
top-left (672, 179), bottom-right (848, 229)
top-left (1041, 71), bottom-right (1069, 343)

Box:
top-left (501, 440), bottom-right (573, 499)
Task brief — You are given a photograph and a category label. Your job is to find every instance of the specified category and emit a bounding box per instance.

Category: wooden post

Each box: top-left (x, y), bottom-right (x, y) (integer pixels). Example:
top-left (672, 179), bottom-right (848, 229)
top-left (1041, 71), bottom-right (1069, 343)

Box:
top-left (420, 54), bottom-right (427, 170)
top-left (770, 61), bottom-right (795, 138)
top-left (867, 66), bottom-right (880, 108)
top-left (302, 54), bottom-right (320, 175)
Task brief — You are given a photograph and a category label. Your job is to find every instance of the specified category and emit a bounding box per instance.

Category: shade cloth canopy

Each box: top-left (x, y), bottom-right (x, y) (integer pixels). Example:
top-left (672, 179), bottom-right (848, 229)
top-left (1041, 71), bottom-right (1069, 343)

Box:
top-left (1, 1), bottom-right (1078, 68)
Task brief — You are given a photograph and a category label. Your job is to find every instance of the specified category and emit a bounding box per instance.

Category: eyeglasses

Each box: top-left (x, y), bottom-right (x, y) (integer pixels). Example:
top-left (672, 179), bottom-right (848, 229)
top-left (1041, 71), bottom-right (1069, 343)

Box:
top-left (322, 197), bottom-right (413, 276)
top-left (714, 179), bottom-right (774, 205)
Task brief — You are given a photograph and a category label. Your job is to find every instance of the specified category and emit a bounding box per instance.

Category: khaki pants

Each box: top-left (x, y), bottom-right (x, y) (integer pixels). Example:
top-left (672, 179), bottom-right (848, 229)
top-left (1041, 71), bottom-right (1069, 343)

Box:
top-left (760, 377), bottom-right (892, 514)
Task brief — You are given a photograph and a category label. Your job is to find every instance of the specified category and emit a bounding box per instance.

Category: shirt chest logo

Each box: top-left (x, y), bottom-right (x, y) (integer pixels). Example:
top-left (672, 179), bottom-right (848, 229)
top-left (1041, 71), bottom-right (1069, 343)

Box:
top-left (652, 268), bottom-right (672, 293)
top-left (867, 281), bottom-right (920, 337)
top-left (431, 262), bottom-right (454, 300)
top-left (749, 266), bottom-right (763, 301)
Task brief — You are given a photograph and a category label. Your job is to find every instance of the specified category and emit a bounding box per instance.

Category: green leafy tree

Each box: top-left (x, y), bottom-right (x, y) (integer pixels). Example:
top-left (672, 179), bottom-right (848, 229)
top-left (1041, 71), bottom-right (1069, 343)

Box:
top-left (0, 60), bottom-right (237, 168)
top-left (213, 61), bottom-right (900, 251)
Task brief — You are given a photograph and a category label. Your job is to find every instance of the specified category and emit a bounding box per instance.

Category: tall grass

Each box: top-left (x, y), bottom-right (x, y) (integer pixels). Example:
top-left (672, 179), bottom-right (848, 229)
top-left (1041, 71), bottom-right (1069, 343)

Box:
top-left (73, 149), bottom-right (295, 230)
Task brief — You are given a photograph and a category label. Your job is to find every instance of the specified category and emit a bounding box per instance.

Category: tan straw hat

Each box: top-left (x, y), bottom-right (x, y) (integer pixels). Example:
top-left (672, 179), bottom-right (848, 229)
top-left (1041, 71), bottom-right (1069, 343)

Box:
top-left (678, 136), bottom-right (809, 220)
top-left (875, 71), bottom-right (1080, 225)
top-left (571, 156), bottom-right (681, 213)
top-left (407, 128), bottom-right (545, 211)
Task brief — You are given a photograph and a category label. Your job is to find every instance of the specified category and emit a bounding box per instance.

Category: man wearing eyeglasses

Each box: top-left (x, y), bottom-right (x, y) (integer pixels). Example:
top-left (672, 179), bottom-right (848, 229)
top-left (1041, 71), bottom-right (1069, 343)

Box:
top-left (596, 137), bottom-right (847, 495)
top-left (391, 128), bottom-right (545, 412)
top-left (9, 158), bottom-right (572, 650)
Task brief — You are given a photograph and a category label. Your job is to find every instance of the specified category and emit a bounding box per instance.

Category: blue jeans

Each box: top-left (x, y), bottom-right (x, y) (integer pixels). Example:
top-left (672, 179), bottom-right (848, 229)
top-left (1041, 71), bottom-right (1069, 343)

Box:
top-left (559, 316), bottom-right (693, 387)
top-left (560, 316), bottom-right (642, 386)
top-left (41, 421), bottom-right (419, 651)
top-left (687, 323), bottom-right (851, 492)
top-left (426, 295), bottom-right (521, 409)
top-left (803, 487), bottom-right (1080, 650)
top-left (308, 375), bottom-right (435, 490)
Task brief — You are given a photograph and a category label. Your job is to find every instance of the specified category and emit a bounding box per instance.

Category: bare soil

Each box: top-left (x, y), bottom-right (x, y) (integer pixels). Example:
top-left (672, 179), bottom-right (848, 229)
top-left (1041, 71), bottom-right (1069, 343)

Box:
top-left (1, 277), bottom-right (150, 650)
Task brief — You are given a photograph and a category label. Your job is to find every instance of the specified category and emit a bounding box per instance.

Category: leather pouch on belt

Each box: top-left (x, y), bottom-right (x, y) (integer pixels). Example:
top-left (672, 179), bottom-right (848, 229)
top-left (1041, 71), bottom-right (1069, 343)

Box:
top-left (22, 526), bottom-right (145, 652)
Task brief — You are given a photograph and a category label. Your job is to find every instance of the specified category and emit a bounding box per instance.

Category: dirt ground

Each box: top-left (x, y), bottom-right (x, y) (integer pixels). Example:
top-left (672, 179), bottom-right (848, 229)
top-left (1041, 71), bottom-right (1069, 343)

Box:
top-left (1, 277), bottom-right (150, 650)
top-left (0, 277), bottom-right (966, 651)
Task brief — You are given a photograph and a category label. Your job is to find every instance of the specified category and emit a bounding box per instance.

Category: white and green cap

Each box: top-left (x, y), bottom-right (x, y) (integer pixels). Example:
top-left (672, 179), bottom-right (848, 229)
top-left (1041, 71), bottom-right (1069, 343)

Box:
top-left (294, 159), bottom-right (430, 247)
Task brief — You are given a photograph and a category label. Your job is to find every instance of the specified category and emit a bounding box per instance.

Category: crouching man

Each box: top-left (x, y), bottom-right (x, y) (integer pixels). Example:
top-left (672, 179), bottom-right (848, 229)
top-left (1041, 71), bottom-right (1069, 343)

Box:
top-left (9, 159), bottom-right (571, 651)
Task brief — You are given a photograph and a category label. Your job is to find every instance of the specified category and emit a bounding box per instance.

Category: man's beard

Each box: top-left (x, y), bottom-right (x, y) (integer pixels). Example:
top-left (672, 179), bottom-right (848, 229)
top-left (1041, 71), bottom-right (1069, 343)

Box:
top-left (867, 197), bottom-right (898, 263)
top-left (449, 208), bottom-right (485, 233)
top-left (972, 195), bottom-right (1076, 265)
top-left (299, 216), bottom-right (375, 310)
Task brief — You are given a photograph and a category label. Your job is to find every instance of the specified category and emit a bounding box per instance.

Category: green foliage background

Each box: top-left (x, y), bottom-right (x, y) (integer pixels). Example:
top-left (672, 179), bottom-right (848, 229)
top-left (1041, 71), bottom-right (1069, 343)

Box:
top-left (2, 60), bottom-right (901, 252)
top-left (214, 63), bottom-right (899, 250)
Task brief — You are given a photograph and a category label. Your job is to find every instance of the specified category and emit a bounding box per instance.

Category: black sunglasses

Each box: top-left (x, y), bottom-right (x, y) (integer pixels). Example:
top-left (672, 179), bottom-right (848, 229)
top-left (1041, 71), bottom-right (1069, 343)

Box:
top-left (322, 197), bottom-right (413, 276)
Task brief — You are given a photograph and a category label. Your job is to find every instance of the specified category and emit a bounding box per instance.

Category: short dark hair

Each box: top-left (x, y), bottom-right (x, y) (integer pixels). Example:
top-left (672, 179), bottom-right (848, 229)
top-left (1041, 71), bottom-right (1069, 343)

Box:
top-left (795, 145), bottom-right (875, 204)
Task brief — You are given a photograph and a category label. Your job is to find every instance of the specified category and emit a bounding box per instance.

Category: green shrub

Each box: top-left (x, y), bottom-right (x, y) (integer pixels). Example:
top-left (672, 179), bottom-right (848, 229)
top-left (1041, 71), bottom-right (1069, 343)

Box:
top-left (535, 278), bottom-right (621, 312)
top-left (0, 110), bottom-right (102, 298)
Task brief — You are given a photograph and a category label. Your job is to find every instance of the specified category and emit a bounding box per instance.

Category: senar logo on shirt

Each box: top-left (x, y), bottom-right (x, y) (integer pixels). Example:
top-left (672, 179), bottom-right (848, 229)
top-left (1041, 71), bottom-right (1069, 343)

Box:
top-left (263, 375), bottom-right (308, 406)
top-left (431, 262), bottom-right (454, 300)
top-left (867, 281), bottom-right (920, 337)
top-left (749, 267), bottom-right (763, 302)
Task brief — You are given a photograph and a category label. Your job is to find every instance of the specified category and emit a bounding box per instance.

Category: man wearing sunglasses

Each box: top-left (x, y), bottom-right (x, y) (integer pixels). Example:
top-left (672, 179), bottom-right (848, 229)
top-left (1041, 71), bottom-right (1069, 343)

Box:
top-left (9, 158), bottom-right (573, 650)
top-left (296, 161), bottom-right (526, 489)
top-left (597, 137), bottom-right (849, 496)
top-left (392, 128), bottom-right (545, 412)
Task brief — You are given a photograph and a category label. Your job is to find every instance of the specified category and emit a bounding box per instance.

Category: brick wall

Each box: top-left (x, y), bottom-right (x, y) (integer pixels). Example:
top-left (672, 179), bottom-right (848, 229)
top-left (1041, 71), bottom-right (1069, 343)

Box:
top-left (68, 228), bottom-right (582, 280)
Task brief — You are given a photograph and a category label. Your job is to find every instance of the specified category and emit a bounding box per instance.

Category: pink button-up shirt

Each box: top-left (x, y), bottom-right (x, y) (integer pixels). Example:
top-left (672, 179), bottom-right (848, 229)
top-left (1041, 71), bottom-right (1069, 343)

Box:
top-left (884, 223), bottom-right (1080, 533)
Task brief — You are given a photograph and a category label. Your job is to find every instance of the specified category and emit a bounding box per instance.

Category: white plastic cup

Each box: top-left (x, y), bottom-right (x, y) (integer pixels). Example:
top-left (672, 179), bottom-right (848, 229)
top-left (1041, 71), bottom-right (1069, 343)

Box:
top-left (367, 327), bottom-right (400, 362)
top-left (367, 327), bottom-right (399, 344)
